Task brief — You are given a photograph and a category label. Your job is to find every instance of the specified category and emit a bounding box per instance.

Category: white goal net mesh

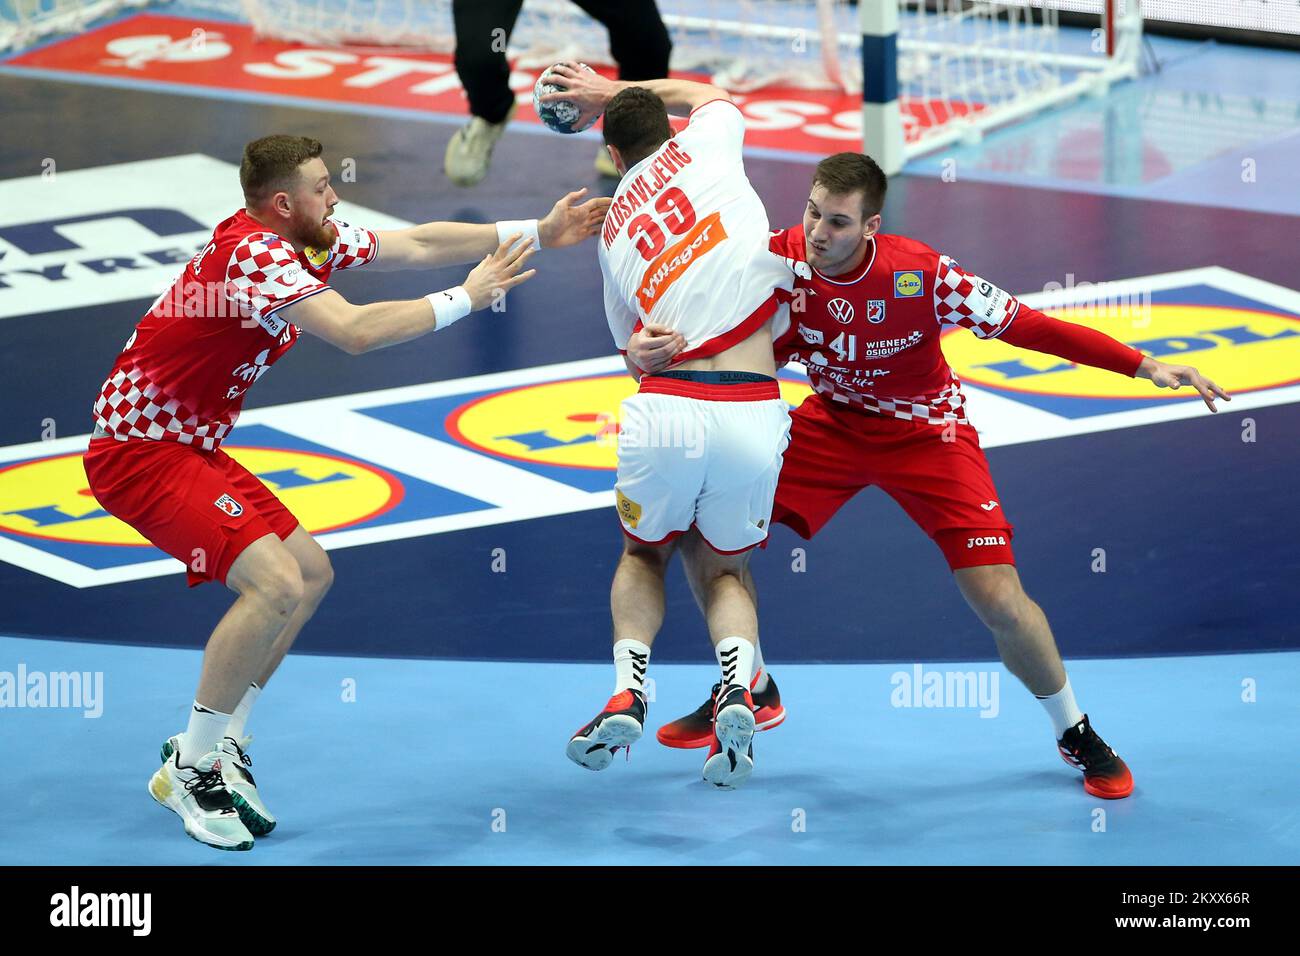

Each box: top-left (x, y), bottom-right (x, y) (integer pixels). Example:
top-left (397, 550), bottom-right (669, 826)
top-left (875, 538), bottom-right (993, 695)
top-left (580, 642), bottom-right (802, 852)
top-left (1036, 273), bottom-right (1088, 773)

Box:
top-left (1, 0), bottom-right (1142, 161)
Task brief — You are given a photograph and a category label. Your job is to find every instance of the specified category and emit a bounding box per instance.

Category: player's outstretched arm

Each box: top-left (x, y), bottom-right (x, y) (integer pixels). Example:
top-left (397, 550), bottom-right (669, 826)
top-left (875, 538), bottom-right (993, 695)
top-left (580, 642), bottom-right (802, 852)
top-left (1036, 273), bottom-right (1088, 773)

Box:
top-left (1134, 355), bottom-right (1232, 412)
top-left (283, 235), bottom-right (537, 354)
top-left (540, 64), bottom-right (729, 120)
top-left (371, 189), bottom-right (610, 270)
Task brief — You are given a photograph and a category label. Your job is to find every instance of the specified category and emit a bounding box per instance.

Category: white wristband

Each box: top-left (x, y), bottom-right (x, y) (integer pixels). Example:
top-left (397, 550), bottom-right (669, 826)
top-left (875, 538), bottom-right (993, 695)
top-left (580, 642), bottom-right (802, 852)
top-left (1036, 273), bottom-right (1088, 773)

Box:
top-left (496, 218), bottom-right (541, 253)
top-left (427, 286), bottom-right (472, 330)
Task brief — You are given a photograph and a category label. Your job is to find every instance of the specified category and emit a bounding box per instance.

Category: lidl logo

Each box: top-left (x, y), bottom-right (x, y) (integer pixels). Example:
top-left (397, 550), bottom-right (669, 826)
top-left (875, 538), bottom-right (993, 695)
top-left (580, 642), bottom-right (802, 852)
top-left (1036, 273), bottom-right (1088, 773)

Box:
top-left (0, 447), bottom-right (401, 546)
top-left (894, 271), bottom-right (923, 298)
top-left (446, 374), bottom-right (813, 471)
top-left (947, 303), bottom-right (1300, 401)
top-left (302, 244), bottom-right (331, 269)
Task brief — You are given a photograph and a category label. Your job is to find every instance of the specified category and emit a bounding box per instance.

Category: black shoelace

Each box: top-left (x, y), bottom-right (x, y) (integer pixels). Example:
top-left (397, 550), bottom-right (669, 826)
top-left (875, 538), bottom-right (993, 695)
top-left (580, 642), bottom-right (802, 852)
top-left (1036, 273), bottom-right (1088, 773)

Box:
top-left (183, 765), bottom-right (227, 797)
top-left (694, 682), bottom-right (723, 720)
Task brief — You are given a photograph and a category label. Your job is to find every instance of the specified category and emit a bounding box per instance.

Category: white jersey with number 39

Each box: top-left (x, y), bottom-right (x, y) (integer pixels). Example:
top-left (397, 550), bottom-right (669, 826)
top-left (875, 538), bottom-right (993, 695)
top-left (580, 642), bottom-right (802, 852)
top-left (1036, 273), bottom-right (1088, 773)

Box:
top-left (597, 99), bottom-right (793, 363)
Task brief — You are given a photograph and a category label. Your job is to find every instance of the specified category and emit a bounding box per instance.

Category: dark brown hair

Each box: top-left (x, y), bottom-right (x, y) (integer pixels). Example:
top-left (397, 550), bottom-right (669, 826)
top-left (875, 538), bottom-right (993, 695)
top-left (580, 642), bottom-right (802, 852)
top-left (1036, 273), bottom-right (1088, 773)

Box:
top-left (240, 135), bottom-right (324, 205)
top-left (812, 152), bottom-right (888, 220)
top-left (603, 87), bottom-right (674, 169)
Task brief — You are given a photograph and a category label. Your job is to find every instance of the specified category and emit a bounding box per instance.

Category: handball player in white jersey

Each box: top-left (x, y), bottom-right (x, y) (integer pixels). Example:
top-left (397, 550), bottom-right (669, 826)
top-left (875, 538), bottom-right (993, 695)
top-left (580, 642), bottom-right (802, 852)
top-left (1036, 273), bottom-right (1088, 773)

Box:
top-left (541, 68), bottom-right (795, 789)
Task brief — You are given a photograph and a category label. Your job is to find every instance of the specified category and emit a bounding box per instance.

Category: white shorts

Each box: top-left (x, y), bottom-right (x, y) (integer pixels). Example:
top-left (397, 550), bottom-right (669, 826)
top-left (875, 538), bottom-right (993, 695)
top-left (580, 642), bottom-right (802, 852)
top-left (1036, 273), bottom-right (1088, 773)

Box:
top-left (615, 373), bottom-right (791, 554)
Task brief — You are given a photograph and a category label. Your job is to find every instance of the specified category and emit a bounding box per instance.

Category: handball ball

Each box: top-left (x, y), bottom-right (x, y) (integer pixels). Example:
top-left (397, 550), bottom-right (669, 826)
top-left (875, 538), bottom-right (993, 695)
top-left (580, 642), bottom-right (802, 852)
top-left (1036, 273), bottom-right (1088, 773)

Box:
top-left (533, 62), bottom-right (599, 134)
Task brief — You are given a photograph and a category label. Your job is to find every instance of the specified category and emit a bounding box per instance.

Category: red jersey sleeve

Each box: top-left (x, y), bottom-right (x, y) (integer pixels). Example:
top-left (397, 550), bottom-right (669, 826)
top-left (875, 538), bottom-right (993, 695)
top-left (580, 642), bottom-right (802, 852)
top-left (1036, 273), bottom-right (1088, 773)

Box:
top-left (326, 217), bottom-right (380, 271)
top-left (933, 255), bottom-right (1019, 338)
top-left (996, 305), bottom-right (1146, 377)
top-left (226, 234), bottom-right (329, 326)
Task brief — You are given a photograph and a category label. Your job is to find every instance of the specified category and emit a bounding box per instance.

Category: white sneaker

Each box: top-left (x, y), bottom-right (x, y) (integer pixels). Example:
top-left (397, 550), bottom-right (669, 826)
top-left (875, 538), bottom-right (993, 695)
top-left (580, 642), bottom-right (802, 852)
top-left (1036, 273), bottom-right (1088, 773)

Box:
top-left (149, 743), bottom-right (254, 851)
top-left (160, 734), bottom-right (276, 836)
top-left (444, 102), bottom-right (517, 186)
top-left (218, 736), bottom-right (277, 836)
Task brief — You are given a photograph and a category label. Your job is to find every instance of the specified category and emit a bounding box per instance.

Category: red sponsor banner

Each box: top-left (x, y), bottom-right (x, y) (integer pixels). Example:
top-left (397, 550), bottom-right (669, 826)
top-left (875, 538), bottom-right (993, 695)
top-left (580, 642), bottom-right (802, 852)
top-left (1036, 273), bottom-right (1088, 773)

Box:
top-left (7, 14), bottom-right (957, 156)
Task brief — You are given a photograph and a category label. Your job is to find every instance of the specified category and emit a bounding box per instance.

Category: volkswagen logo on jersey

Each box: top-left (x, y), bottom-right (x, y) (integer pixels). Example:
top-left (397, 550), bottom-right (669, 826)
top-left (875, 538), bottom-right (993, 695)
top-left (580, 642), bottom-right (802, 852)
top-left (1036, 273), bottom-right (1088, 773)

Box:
top-left (0, 448), bottom-right (402, 546)
top-left (867, 299), bottom-right (886, 324)
top-left (213, 493), bottom-right (243, 517)
top-left (828, 298), bottom-right (855, 324)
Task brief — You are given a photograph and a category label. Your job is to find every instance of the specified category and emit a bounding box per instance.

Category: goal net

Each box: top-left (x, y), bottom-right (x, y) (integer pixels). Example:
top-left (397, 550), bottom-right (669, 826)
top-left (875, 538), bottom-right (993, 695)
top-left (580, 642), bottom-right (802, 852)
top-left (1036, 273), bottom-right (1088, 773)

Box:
top-left (1, 0), bottom-right (1143, 171)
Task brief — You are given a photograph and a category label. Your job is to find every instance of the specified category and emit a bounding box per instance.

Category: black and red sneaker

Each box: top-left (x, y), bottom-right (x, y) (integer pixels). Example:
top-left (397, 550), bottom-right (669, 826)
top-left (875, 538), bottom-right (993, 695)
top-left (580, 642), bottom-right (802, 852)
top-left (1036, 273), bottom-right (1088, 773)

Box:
top-left (702, 683), bottom-right (756, 790)
top-left (566, 688), bottom-right (647, 772)
top-left (656, 671), bottom-right (785, 749)
top-left (1057, 714), bottom-right (1134, 799)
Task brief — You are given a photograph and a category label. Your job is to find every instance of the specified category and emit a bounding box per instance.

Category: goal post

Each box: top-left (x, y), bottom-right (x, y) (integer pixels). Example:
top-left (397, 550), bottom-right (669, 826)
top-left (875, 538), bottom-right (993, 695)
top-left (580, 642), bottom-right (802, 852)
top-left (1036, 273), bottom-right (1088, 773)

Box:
top-left (2, 0), bottom-right (1144, 176)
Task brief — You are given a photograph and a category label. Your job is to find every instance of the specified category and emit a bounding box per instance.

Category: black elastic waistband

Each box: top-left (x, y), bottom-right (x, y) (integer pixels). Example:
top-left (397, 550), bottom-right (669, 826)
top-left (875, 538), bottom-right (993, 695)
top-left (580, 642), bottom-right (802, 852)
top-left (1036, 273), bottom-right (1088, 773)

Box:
top-left (654, 370), bottom-right (776, 386)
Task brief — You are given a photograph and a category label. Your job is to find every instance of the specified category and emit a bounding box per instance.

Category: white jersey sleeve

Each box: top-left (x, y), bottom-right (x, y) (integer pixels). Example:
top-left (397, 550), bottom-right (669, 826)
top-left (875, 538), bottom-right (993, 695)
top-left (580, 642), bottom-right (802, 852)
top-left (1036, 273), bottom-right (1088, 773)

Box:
top-left (600, 240), bottom-right (640, 352)
top-left (680, 98), bottom-right (746, 163)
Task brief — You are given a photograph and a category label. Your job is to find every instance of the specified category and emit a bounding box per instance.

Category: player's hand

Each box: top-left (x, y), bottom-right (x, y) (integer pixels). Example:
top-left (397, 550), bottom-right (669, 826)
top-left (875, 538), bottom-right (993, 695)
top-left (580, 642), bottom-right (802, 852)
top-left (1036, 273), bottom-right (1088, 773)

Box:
top-left (539, 62), bottom-right (619, 129)
top-left (462, 235), bottom-right (537, 312)
top-left (1136, 356), bottom-right (1231, 412)
top-left (539, 188), bottom-right (612, 248)
top-left (628, 325), bottom-right (686, 374)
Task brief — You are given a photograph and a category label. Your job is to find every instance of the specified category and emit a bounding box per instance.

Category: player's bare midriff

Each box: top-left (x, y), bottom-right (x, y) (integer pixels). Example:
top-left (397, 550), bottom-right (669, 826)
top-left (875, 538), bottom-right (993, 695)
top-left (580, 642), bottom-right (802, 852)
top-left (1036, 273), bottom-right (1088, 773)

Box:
top-left (672, 319), bottom-right (778, 378)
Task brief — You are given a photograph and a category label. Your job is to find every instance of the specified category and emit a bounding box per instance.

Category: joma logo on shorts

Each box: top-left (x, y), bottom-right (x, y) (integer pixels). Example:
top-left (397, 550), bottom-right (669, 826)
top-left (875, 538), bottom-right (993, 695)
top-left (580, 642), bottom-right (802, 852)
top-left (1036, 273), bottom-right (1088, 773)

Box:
top-left (967, 535), bottom-right (1007, 548)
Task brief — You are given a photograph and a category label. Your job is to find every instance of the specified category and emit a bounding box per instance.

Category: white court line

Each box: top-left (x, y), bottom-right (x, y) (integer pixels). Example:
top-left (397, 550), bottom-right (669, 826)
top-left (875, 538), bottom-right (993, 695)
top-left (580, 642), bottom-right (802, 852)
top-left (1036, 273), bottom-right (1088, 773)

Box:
top-left (260, 407), bottom-right (596, 508)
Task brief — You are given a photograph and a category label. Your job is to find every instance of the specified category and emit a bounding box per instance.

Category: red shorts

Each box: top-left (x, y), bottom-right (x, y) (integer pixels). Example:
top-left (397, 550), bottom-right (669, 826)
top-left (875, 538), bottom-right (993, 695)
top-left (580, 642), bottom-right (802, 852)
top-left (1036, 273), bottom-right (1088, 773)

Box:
top-left (83, 437), bottom-right (299, 587)
top-left (772, 395), bottom-right (1015, 570)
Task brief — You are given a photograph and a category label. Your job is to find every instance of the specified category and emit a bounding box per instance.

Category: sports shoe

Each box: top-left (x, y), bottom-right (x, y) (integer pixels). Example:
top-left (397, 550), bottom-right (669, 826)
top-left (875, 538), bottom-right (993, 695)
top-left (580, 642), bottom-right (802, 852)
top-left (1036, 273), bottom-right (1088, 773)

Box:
top-left (148, 745), bottom-right (254, 851)
top-left (444, 102), bottom-right (517, 187)
top-left (702, 683), bottom-right (755, 790)
top-left (566, 688), bottom-right (646, 771)
top-left (1057, 714), bottom-right (1134, 799)
top-left (161, 734), bottom-right (277, 836)
top-left (594, 145), bottom-right (619, 178)
top-left (657, 671), bottom-right (785, 749)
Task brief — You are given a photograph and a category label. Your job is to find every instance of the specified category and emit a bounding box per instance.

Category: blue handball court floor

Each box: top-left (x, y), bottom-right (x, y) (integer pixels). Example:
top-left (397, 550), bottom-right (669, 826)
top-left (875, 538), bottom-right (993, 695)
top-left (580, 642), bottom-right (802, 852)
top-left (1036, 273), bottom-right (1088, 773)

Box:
top-left (1, 635), bottom-right (1296, 865)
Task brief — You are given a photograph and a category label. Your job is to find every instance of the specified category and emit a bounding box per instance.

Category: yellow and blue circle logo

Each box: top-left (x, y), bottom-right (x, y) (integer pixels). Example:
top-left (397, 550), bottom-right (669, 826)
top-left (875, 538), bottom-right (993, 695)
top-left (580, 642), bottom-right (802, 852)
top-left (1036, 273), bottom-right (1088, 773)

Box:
top-left (0, 446), bottom-right (402, 546)
top-left (447, 374), bottom-right (813, 470)
top-left (894, 270), bottom-right (924, 298)
top-left (946, 303), bottom-right (1300, 401)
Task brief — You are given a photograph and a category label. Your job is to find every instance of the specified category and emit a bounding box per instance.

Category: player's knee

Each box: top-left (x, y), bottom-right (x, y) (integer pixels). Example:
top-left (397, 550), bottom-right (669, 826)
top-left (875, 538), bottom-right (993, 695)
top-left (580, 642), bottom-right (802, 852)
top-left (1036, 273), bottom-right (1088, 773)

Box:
top-left (252, 560), bottom-right (305, 618)
top-left (701, 564), bottom-right (746, 593)
top-left (622, 538), bottom-right (674, 574)
top-left (974, 583), bottom-right (1030, 633)
top-left (299, 546), bottom-right (334, 599)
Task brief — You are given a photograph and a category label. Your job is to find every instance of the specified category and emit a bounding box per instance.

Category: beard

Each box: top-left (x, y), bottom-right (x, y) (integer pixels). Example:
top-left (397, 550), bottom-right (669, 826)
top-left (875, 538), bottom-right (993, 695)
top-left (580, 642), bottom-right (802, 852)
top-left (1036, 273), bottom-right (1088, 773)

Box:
top-left (290, 209), bottom-right (337, 252)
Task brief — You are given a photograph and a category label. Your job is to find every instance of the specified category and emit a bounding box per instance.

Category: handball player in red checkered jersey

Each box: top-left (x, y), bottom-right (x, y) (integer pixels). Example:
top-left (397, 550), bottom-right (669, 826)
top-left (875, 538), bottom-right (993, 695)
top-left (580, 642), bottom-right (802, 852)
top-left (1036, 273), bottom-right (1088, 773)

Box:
top-left (630, 152), bottom-right (1230, 800)
top-left (83, 134), bottom-right (609, 850)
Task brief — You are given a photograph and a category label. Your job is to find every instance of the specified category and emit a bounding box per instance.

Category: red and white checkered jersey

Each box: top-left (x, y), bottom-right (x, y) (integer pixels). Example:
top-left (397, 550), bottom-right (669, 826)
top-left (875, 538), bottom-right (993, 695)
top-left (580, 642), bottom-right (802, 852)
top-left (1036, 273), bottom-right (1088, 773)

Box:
top-left (93, 210), bottom-right (377, 450)
top-left (770, 227), bottom-right (1019, 425)
top-left (598, 99), bottom-right (794, 362)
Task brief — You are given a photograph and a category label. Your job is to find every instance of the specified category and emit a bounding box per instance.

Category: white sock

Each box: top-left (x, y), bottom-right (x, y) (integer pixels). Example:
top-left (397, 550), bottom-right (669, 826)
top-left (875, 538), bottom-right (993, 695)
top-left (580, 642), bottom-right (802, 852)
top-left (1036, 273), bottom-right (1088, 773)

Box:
top-left (224, 681), bottom-right (261, 741)
top-left (751, 640), bottom-right (770, 693)
top-left (715, 637), bottom-right (755, 690)
top-left (612, 639), bottom-right (651, 694)
top-left (180, 702), bottom-right (232, 768)
top-left (1036, 677), bottom-right (1085, 738)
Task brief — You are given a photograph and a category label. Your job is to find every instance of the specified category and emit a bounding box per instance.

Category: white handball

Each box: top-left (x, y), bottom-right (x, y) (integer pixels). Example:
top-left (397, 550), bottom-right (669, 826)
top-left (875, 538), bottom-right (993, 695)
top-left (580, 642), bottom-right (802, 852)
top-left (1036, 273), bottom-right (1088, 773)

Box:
top-left (533, 62), bottom-right (600, 134)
